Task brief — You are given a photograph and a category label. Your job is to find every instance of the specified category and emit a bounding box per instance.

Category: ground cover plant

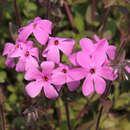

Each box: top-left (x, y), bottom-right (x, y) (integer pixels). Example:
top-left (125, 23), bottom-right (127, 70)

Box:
top-left (0, 0), bottom-right (130, 130)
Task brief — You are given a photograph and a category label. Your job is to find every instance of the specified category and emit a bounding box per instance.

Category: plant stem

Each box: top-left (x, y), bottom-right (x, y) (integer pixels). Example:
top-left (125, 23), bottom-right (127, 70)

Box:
top-left (64, 1), bottom-right (77, 33)
top-left (75, 93), bottom-right (95, 121)
top-left (95, 81), bottom-right (112, 130)
top-left (0, 104), bottom-right (6, 130)
top-left (64, 100), bottom-right (72, 130)
top-left (46, 0), bottom-right (51, 19)
top-left (14, 0), bottom-right (21, 28)
top-left (95, 106), bottom-right (103, 130)
top-left (101, 7), bottom-right (111, 38)
top-left (92, 0), bottom-right (95, 22)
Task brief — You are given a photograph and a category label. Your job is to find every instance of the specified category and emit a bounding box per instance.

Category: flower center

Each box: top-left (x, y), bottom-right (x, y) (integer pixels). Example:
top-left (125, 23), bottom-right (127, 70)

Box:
top-left (43, 76), bottom-right (48, 82)
top-left (62, 69), bottom-right (67, 73)
top-left (24, 51), bottom-right (29, 57)
top-left (54, 40), bottom-right (59, 46)
top-left (90, 68), bottom-right (95, 74)
top-left (15, 44), bottom-right (19, 48)
top-left (33, 23), bottom-right (36, 28)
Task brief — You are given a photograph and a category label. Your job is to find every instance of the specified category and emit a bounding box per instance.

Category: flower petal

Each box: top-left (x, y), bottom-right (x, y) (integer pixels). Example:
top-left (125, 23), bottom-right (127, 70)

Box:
top-left (95, 39), bottom-right (108, 52)
top-left (2, 43), bottom-right (14, 56)
top-left (30, 47), bottom-right (39, 60)
top-left (17, 24), bottom-right (33, 41)
top-left (77, 51), bottom-right (91, 69)
top-left (82, 77), bottom-right (94, 96)
top-left (67, 80), bottom-right (80, 91)
top-left (93, 34), bottom-right (100, 42)
top-left (67, 68), bottom-right (87, 82)
top-left (92, 51), bottom-right (106, 68)
top-left (40, 61), bottom-right (54, 75)
top-left (46, 46), bottom-right (60, 64)
top-left (97, 66), bottom-right (117, 80)
top-left (16, 58), bottom-right (26, 72)
top-left (43, 83), bottom-right (58, 99)
top-left (25, 56), bottom-right (39, 71)
top-left (107, 45), bottom-right (116, 60)
top-left (125, 66), bottom-right (130, 73)
top-left (25, 81), bottom-right (43, 98)
top-left (38, 19), bottom-right (52, 34)
top-left (10, 48), bottom-right (23, 58)
top-left (51, 72), bottom-right (66, 85)
top-left (79, 38), bottom-right (94, 53)
top-left (5, 57), bottom-right (15, 68)
top-left (33, 27), bottom-right (49, 45)
top-left (69, 53), bottom-right (79, 66)
top-left (25, 67), bottom-right (42, 81)
top-left (58, 39), bottom-right (75, 56)
top-left (94, 75), bottom-right (106, 94)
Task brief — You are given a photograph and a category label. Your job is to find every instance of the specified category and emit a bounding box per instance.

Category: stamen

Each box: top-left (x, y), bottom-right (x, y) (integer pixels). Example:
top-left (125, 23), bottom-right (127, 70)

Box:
top-left (33, 24), bottom-right (36, 28)
top-left (15, 44), bottom-right (19, 48)
top-left (24, 51), bottom-right (29, 57)
top-left (62, 69), bottom-right (67, 73)
top-left (54, 40), bottom-right (59, 45)
top-left (90, 68), bottom-right (95, 74)
top-left (43, 76), bottom-right (48, 82)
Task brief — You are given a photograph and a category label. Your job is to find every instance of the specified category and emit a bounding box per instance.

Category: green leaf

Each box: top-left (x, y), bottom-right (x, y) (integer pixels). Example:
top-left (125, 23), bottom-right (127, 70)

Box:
top-left (0, 57), bottom-right (6, 69)
top-left (7, 85), bottom-right (16, 93)
top-left (85, 5), bottom-right (100, 27)
top-left (9, 94), bottom-right (17, 103)
top-left (0, 71), bottom-right (7, 83)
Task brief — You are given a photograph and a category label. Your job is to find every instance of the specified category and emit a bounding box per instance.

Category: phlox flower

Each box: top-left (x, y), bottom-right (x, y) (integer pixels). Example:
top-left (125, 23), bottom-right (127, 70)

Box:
top-left (42, 37), bottom-right (75, 64)
top-left (17, 17), bottom-right (52, 45)
top-left (25, 61), bottom-right (66, 98)
top-left (52, 64), bottom-right (86, 91)
top-left (77, 50), bottom-right (116, 96)
top-left (5, 57), bottom-right (15, 68)
top-left (2, 41), bottom-right (27, 68)
top-left (93, 35), bottom-right (117, 60)
top-left (69, 36), bottom-right (116, 66)
top-left (80, 37), bottom-right (117, 61)
top-left (10, 41), bottom-right (39, 72)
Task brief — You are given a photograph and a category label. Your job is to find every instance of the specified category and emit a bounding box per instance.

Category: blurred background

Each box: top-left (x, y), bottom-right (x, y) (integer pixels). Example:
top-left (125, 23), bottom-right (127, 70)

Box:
top-left (0, 0), bottom-right (130, 130)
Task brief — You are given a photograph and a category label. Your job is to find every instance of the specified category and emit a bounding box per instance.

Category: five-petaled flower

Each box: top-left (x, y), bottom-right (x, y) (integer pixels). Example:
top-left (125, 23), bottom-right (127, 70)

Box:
top-left (17, 17), bottom-right (52, 45)
top-left (42, 37), bottom-right (75, 64)
top-left (25, 61), bottom-right (66, 98)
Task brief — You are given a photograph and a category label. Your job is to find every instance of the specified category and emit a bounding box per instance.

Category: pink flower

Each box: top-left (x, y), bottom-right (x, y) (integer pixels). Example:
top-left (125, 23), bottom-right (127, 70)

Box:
top-left (5, 57), bottom-right (15, 68)
top-left (17, 17), bottom-right (52, 45)
top-left (2, 42), bottom-right (22, 57)
top-left (69, 53), bottom-right (79, 66)
top-left (53, 64), bottom-right (86, 91)
top-left (25, 61), bottom-right (66, 98)
top-left (42, 37), bottom-right (75, 64)
top-left (2, 41), bottom-right (25, 68)
top-left (77, 50), bottom-right (115, 96)
top-left (125, 65), bottom-right (130, 73)
top-left (10, 41), bottom-right (39, 72)
top-left (93, 35), bottom-right (117, 60)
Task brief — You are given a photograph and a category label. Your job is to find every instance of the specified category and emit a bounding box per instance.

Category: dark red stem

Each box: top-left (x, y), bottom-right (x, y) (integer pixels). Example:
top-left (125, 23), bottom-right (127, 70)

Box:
top-left (14, 0), bottom-right (21, 27)
top-left (46, 0), bottom-right (51, 19)
top-left (95, 81), bottom-right (112, 130)
top-left (92, 0), bottom-right (95, 22)
top-left (64, 1), bottom-right (77, 32)
top-left (95, 106), bottom-right (103, 130)
top-left (75, 93), bottom-right (95, 121)
top-left (101, 7), bottom-right (111, 38)
top-left (0, 104), bottom-right (6, 130)
top-left (64, 101), bottom-right (72, 130)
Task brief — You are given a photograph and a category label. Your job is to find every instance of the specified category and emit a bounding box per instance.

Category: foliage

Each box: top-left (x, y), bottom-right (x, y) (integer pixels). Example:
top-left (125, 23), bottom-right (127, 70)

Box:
top-left (0, 0), bottom-right (130, 129)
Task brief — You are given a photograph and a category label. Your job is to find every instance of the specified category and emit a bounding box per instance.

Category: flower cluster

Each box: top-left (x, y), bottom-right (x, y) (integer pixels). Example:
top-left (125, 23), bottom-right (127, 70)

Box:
top-left (3, 17), bottom-right (130, 99)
